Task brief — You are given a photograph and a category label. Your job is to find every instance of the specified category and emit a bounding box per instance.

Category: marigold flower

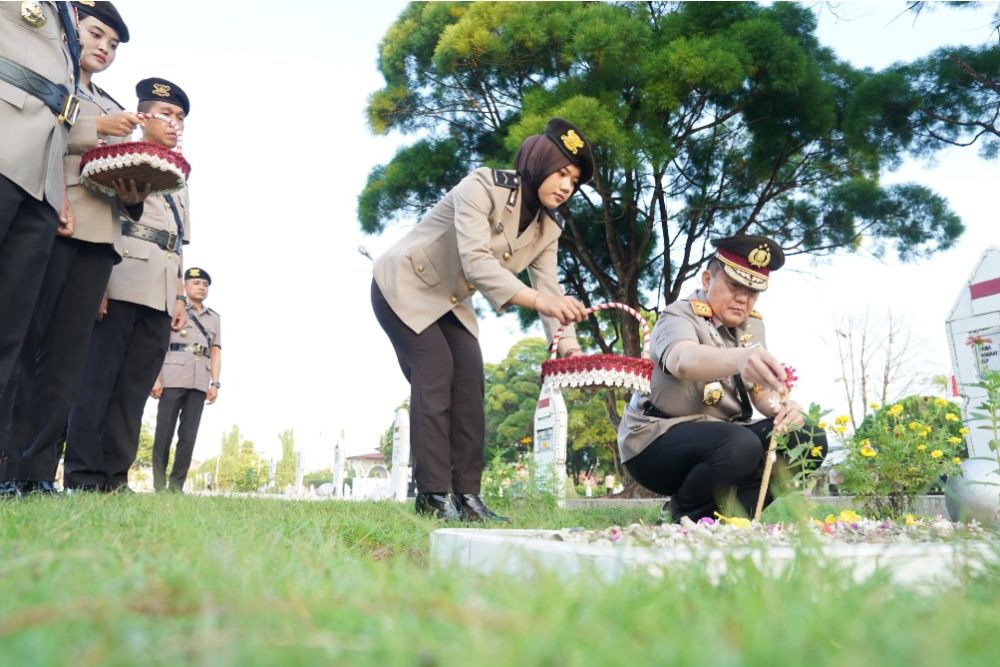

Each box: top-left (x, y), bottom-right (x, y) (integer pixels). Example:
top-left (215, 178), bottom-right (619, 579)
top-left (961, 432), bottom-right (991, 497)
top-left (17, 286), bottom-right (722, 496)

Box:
top-left (960, 427), bottom-right (970, 436)
top-left (931, 450), bottom-right (943, 459)
top-left (869, 402), bottom-right (880, 410)
top-left (918, 429), bottom-right (930, 438)
top-left (945, 413), bottom-right (959, 422)
top-left (858, 438), bottom-right (871, 447)
top-left (860, 444), bottom-right (878, 458)
top-left (908, 421), bottom-right (923, 431)
top-left (887, 404), bottom-right (904, 417)
top-left (917, 444), bottom-right (927, 451)
top-left (811, 445), bottom-right (822, 457)
top-left (948, 436), bottom-right (962, 445)
top-left (834, 426), bottom-right (847, 435)
top-left (934, 398), bottom-right (949, 407)
top-left (824, 514), bottom-right (837, 525)
top-left (817, 421), bottom-right (828, 430)
top-left (714, 512), bottom-right (751, 529)
top-left (952, 457), bottom-right (962, 465)
top-left (904, 514), bottom-right (918, 526)
top-left (838, 509), bottom-right (861, 523)
top-left (835, 415), bottom-right (850, 426)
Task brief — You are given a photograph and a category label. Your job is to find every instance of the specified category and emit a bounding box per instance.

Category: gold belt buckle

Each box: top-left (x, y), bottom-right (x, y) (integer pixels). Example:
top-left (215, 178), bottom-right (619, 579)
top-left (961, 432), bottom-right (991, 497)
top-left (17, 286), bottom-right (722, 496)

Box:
top-left (57, 93), bottom-right (80, 126)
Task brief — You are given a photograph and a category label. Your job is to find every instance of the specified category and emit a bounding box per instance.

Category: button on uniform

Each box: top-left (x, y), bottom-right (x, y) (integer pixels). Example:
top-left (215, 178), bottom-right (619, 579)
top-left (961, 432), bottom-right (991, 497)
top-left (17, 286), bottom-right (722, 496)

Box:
top-left (417, 265), bottom-right (424, 273)
top-left (449, 296), bottom-right (458, 304)
top-left (502, 251), bottom-right (511, 261)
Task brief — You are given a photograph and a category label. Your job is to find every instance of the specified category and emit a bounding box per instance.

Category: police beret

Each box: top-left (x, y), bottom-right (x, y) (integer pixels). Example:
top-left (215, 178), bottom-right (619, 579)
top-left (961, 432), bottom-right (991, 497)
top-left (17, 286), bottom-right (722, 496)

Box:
top-left (711, 235), bottom-right (785, 292)
top-left (184, 267), bottom-right (211, 284)
top-left (544, 118), bottom-right (595, 185)
top-left (74, 1), bottom-right (130, 43)
top-left (136, 77), bottom-right (190, 116)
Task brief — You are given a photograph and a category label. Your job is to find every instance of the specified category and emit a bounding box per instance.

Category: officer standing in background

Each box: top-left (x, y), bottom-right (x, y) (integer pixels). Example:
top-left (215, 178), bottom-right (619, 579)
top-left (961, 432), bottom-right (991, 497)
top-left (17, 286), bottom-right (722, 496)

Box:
top-left (64, 78), bottom-right (192, 492)
top-left (1, 1), bottom-right (145, 497)
top-left (0, 1), bottom-right (81, 494)
top-left (150, 267), bottom-right (221, 493)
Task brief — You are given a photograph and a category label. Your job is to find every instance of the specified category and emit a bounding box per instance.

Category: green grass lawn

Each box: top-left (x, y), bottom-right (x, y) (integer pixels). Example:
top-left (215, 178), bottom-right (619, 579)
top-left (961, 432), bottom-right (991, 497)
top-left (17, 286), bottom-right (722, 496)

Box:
top-left (1, 494), bottom-right (998, 666)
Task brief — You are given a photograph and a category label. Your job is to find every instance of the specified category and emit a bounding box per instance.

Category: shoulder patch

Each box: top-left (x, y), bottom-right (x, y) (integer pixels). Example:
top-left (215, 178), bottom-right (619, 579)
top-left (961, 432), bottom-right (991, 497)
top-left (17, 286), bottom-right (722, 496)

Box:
top-left (492, 169), bottom-right (520, 189)
top-left (750, 310), bottom-right (763, 320)
top-left (690, 300), bottom-right (713, 318)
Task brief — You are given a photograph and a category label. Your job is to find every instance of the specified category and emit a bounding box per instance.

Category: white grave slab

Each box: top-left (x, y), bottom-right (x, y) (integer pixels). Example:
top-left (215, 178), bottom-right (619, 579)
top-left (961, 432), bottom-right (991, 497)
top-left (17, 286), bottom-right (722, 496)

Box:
top-left (390, 407), bottom-right (411, 502)
top-left (533, 384), bottom-right (568, 496)
top-left (431, 528), bottom-right (997, 586)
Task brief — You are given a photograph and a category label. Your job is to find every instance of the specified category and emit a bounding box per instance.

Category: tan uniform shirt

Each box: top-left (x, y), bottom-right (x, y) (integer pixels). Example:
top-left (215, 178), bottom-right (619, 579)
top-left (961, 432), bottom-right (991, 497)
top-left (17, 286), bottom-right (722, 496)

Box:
top-left (64, 83), bottom-right (127, 249)
top-left (160, 304), bottom-right (221, 392)
top-left (108, 186), bottom-right (190, 312)
top-left (372, 167), bottom-right (578, 353)
top-left (617, 289), bottom-right (767, 462)
top-left (0, 2), bottom-right (77, 210)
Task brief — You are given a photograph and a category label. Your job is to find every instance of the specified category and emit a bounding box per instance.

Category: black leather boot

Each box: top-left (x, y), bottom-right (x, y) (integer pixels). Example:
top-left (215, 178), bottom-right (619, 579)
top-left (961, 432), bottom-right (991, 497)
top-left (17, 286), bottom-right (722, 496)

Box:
top-left (414, 492), bottom-right (462, 520)
top-left (455, 494), bottom-right (510, 522)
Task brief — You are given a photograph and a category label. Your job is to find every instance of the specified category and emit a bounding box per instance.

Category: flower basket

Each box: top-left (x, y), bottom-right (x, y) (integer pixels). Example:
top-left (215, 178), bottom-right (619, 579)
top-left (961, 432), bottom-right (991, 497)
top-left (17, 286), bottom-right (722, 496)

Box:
top-left (80, 113), bottom-right (190, 197)
top-left (540, 302), bottom-right (653, 395)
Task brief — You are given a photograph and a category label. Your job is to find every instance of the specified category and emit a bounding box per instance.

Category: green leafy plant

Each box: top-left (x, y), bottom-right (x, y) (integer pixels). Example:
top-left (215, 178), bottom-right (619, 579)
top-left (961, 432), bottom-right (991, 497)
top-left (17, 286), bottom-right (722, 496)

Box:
top-left (840, 396), bottom-right (965, 518)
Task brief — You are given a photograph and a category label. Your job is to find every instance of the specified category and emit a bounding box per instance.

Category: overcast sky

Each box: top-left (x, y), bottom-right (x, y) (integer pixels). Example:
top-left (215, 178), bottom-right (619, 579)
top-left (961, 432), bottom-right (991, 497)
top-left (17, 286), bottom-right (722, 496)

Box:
top-left (97, 1), bottom-right (999, 470)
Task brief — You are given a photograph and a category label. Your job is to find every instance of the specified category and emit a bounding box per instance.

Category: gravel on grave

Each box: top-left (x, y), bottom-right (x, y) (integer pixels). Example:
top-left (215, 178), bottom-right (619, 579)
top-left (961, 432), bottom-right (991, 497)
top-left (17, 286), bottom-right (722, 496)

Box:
top-left (550, 511), bottom-right (999, 549)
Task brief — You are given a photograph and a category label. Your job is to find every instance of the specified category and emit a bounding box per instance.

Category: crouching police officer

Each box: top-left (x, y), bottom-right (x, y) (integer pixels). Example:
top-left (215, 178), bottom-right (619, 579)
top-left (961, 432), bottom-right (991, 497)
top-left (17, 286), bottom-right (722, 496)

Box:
top-left (151, 267), bottom-right (221, 493)
top-left (617, 235), bottom-right (827, 522)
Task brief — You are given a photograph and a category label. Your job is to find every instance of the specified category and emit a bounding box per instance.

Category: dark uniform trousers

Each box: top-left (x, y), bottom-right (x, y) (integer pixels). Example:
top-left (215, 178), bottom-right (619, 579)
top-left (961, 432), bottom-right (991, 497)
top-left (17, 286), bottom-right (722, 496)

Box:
top-left (0, 237), bottom-right (116, 482)
top-left (151, 387), bottom-right (206, 491)
top-left (371, 280), bottom-right (485, 494)
top-left (625, 419), bottom-right (829, 521)
top-left (0, 176), bottom-right (60, 479)
top-left (65, 299), bottom-right (171, 489)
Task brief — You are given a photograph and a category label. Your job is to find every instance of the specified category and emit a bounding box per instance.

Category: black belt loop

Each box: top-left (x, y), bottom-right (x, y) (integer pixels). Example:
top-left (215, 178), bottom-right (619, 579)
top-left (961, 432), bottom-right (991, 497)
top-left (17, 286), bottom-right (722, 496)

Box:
top-left (121, 220), bottom-right (182, 254)
top-left (0, 56), bottom-right (79, 125)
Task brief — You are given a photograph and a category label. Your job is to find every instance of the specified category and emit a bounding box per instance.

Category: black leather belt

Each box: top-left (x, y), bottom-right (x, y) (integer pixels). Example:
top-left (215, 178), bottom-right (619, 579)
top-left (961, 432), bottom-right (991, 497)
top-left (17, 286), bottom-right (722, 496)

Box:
top-left (121, 220), bottom-right (182, 254)
top-left (642, 401), bottom-right (672, 419)
top-left (0, 56), bottom-right (79, 126)
top-left (170, 342), bottom-right (209, 357)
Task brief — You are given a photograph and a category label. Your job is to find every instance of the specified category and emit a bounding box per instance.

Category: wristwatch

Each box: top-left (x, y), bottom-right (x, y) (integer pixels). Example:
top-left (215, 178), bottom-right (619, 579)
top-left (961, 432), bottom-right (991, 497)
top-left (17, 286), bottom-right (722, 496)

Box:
top-left (176, 294), bottom-right (188, 303)
top-left (210, 381), bottom-right (221, 389)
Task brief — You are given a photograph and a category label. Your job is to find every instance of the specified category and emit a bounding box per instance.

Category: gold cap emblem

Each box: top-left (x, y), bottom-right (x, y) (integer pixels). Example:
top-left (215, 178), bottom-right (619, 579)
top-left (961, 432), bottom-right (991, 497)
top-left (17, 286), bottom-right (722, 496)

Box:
top-left (152, 83), bottom-right (172, 98)
top-left (560, 129), bottom-right (584, 155)
top-left (703, 381), bottom-right (724, 406)
top-left (78, 0), bottom-right (96, 6)
top-left (189, 269), bottom-right (201, 277)
top-left (747, 244), bottom-right (771, 269)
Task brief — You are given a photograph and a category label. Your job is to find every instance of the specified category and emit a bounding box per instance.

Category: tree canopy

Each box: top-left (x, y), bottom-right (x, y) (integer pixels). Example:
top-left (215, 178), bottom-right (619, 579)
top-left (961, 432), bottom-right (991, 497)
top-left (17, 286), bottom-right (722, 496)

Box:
top-left (360, 1), bottom-right (963, 356)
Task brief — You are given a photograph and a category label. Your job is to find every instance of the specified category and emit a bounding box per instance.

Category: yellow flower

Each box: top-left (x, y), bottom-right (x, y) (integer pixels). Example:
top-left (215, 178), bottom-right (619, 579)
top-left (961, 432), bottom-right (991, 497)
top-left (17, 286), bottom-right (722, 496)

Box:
top-left (834, 426), bottom-right (847, 435)
top-left (904, 514), bottom-right (918, 526)
top-left (948, 436), bottom-right (962, 445)
top-left (959, 427), bottom-right (970, 436)
top-left (908, 421), bottom-right (923, 431)
top-left (835, 415), bottom-right (850, 427)
top-left (917, 444), bottom-right (927, 451)
top-left (934, 398), bottom-right (949, 407)
top-left (714, 512), bottom-right (751, 529)
top-left (824, 514), bottom-right (837, 525)
top-left (952, 457), bottom-right (962, 465)
top-left (888, 404), bottom-right (904, 417)
top-left (945, 413), bottom-right (959, 422)
top-left (918, 429), bottom-right (931, 438)
top-left (839, 509), bottom-right (861, 523)
top-left (817, 421), bottom-right (828, 430)
top-left (869, 402), bottom-right (881, 410)
top-left (811, 446), bottom-right (823, 457)
top-left (931, 450), bottom-right (943, 459)
top-left (860, 444), bottom-right (878, 458)
top-left (858, 438), bottom-right (871, 447)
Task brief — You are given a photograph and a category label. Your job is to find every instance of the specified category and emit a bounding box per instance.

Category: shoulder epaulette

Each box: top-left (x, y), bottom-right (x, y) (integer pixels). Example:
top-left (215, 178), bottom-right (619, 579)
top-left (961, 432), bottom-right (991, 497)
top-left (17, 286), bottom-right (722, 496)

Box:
top-left (491, 169), bottom-right (520, 189)
top-left (93, 83), bottom-right (126, 111)
top-left (546, 207), bottom-right (565, 230)
top-left (690, 300), bottom-right (713, 318)
top-left (750, 310), bottom-right (763, 320)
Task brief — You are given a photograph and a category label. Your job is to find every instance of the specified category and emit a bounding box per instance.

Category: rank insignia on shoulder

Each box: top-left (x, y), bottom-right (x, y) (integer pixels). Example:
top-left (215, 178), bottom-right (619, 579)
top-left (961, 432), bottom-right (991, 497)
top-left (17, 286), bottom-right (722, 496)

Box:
top-left (547, 208), bottom-right (565, 230)
top-left (690, 300), bottom-right (713, 318)
top-left (750, 310), bottom-right (763, 320)
top-left (492, 169), bottom-right (520, 190)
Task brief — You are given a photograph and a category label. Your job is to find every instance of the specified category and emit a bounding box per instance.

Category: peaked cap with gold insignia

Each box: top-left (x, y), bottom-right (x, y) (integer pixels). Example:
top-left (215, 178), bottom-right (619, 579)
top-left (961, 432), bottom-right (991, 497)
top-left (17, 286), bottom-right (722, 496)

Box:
top-left (711, 235), bottom-right (784, 292)
top-left (543, 117), bottom-right (595, 185)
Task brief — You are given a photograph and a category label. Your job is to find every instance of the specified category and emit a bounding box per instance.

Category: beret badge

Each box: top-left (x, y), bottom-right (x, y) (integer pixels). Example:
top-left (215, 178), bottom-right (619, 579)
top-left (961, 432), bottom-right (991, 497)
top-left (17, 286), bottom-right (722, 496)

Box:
top-left (560, 129), bottom-right (585, 155)
top-left (152, 83), bottom-right (172, 98)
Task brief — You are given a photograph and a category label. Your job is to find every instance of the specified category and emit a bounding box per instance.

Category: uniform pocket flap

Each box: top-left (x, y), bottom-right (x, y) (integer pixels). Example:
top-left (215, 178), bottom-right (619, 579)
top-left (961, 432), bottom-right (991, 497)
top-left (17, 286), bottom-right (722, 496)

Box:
top-left (409, 247), bottom-right (442, 287)
top-left (120, 235), bottom-right (152, 260)
top-left (0, 80), bottom-right (28, 110)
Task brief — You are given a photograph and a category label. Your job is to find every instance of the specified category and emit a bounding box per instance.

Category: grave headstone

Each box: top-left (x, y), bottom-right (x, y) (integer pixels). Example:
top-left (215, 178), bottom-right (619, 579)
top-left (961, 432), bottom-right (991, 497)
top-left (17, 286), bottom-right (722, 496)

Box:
top-left (533, 383), bottom-right (568, 496)
top-left (332, 434), bottom-right (345, 498)
top-left (390, 407), bottom-right (411, 502)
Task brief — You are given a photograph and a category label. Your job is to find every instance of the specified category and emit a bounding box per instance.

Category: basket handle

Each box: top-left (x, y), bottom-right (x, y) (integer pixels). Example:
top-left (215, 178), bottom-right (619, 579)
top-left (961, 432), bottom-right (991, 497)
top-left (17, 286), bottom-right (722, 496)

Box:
top-left (134, 112), bottom-right (184, 153)
top-left (548, 302), bottom-right (651, 360)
